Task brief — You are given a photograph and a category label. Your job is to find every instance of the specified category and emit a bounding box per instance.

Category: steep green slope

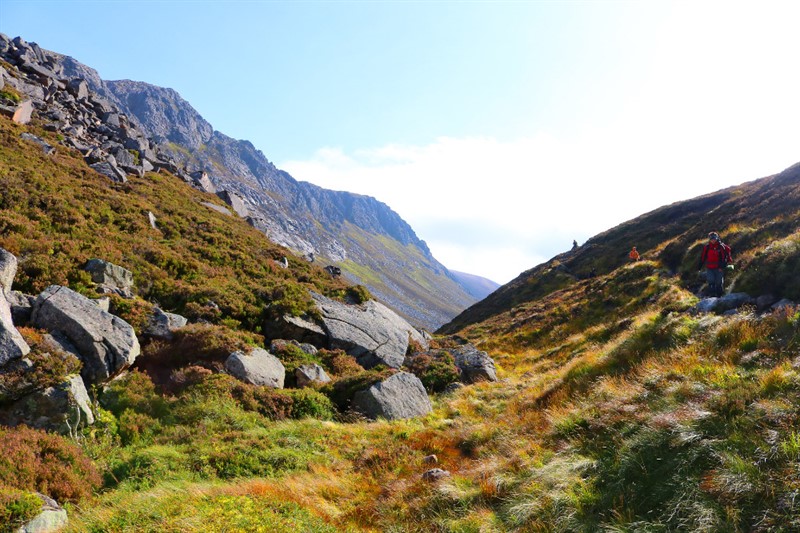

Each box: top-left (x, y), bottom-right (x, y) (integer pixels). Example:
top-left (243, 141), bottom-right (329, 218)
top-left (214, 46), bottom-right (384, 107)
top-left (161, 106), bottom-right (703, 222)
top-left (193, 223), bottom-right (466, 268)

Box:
top-left (0, 118), bottom-right (350, 330)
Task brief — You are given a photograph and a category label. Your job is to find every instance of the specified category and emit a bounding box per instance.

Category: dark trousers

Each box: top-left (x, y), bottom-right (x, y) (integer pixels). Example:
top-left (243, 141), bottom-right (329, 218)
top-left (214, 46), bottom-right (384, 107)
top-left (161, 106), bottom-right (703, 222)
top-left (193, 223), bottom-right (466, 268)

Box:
top-left (706, 268), bottom-right (724, 297)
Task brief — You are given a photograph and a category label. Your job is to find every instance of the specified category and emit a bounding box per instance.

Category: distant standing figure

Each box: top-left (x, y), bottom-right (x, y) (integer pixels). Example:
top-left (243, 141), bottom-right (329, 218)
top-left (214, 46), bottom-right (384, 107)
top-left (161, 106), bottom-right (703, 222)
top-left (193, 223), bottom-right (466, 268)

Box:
top-left (698, 232), bottom-right (732, 297)
top-left (572, 240), bottom-right (578, 250)
top-left (629, 246), bottom-right (640, 262)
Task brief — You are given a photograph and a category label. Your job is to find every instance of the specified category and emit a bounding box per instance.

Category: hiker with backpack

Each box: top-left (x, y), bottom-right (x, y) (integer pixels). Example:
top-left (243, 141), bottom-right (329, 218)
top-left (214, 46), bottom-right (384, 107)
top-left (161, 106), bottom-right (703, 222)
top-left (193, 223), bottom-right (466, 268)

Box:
top-left (698, 232), bottom-right (733, 297)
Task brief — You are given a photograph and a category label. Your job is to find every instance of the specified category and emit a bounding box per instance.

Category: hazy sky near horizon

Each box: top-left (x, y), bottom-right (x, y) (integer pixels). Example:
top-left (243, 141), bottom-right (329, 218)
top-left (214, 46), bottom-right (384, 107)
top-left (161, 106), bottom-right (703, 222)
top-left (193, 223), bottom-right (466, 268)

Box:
top-left (2, 1), bottom-right (799, 284)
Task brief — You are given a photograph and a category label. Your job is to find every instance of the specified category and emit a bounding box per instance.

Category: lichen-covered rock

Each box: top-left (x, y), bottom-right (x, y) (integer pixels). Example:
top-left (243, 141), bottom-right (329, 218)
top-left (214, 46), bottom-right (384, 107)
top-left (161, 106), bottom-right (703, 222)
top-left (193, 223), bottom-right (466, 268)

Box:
top-left (311, 292), bottom-right (428, 369)
top-left (0, 249), bottom-right (30, 365)
top-left (225, 348), bottom-right (285, 388)
top-left (31, 285), bottom-right (140, 384)
top-left (352, 371), bottom-right (432, 420)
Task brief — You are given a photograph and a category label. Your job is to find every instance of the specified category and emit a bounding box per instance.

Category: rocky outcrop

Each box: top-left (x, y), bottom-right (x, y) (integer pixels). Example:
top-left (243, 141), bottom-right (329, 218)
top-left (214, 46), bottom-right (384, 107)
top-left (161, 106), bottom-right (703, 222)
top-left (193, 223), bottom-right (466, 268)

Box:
top-left (352, 372), bottom-right (432, 420)
top-left (0, 33), bottom-right (481, 331)
top-left (0, 375), bottom-right (94, 434)
top-left (30, 285), bottom-right (140, 384)
top-left (224, 348), bottom-right (285, 388)
top-left (295, 364), bottom-right (331, 387)
top-left (449, 344), bottom-right (498, 383)
top-left (311, 293), bottom-right (428, 369)
top-left (0, 248), bottom-right (31, 364)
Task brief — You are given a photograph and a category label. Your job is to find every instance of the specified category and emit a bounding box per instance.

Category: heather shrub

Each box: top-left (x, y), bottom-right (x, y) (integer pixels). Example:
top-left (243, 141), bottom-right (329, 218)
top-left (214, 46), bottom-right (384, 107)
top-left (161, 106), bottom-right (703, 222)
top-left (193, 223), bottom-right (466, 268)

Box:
top-left (406, 351), bottom-right (460, 392)
top-left (100, 371), bottom-right (170, 419)
top-left (108, 295), bottom-right (153, 334)
top-left (0, 328), bottom-right (81, 403)
top-left (269, 282), bottom-right (316, 318)
top-left (118, 410), bottom-right (163, 446)
top-left (324, 350), bottom-right (362, 377)
top-left (283, 388), bottom-right (335, 420)
top-left (141, 323), bottom-right (264, 370)
top-left (0, 426), bottom-right (101, 503)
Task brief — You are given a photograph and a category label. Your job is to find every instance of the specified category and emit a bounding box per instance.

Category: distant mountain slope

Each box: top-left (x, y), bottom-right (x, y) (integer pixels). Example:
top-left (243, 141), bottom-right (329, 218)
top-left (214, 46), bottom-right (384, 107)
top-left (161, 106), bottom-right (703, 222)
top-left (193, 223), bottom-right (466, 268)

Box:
top-left (52, 50), bottom-right (476, 329)
top-left (439, 162), bottom-right (800, 335)
top-left (448, 270), bottom-right (500, 300)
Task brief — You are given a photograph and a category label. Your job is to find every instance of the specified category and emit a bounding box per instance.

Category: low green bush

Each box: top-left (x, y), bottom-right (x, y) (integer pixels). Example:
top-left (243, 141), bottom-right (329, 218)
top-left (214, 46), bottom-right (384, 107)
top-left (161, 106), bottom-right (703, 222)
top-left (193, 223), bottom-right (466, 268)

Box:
top-left (0, 485), bottom-right (41, 532)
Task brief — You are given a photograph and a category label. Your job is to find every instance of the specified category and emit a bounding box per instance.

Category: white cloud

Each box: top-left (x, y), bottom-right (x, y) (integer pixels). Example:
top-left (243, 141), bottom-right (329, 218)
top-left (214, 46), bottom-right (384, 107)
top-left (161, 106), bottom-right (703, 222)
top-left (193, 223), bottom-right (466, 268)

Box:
top-left (279, 2), bottom-right (800, 285)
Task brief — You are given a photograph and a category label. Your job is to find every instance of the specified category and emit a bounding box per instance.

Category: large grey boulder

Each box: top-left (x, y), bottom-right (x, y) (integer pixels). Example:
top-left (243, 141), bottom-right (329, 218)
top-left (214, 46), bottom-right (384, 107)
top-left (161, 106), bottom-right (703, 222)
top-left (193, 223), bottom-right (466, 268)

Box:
top-left (225, 348), bottom-right (285, 388)
top-left (31, 285), bottom-right (140, 384)
top-left (16, 493), bottom-right (68, 533)
top-left (352, 371), bottom-right (432, 420)
top-left (311, 293), bottom-right (428, 369)
top-left (715, 292), bottom-right (755, 313)
top-left (0, 249), bottom-right (30, 365)
top-left (449, 344), bottom-right (498, 383)
top-left (0, 375), bottom-right (94, 434)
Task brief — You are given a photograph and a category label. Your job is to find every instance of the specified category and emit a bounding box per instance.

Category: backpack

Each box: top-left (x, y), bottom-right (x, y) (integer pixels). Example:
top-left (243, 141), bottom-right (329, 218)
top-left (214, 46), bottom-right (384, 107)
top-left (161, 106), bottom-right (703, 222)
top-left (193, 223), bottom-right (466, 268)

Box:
top-left (701, 241), bottom-right (732, 269)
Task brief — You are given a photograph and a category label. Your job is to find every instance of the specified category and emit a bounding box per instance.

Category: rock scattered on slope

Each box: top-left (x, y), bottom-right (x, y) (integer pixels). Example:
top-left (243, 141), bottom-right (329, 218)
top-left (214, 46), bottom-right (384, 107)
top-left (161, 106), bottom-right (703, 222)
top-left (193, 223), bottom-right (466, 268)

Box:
top-left (143, 307), bottom-right (188, 341)
top-left (224, 348), bottom-right (285, 388)
top-left (0, 248), bottom-right (30, 364)
top-left (17, 492), bottom-right (68, 533)
top-left (311, 292), bottom-right (428, 369)
top-left (295, 364), bottom-right (331, 388)
top-left (448, 343), bottom-right (498, 383)
top-left (352, 371), bottom-right (432, 420)
top-left (30, 285), bottom-right (140, 384)
top-left (0, 375), bottom-right (94, 433)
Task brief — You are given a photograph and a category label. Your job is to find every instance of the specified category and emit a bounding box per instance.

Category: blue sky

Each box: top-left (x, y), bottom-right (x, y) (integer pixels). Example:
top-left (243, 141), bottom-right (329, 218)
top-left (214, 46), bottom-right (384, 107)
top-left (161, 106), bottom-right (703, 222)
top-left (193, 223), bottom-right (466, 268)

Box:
top-left (2, 1), bottom-right (800, 283)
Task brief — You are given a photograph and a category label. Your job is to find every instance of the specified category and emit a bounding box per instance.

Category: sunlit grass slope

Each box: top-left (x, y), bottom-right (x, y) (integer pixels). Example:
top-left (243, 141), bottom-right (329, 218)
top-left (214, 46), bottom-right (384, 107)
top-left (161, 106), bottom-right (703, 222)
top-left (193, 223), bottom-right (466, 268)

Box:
top-left (2, 113), bottom-right (800, 531)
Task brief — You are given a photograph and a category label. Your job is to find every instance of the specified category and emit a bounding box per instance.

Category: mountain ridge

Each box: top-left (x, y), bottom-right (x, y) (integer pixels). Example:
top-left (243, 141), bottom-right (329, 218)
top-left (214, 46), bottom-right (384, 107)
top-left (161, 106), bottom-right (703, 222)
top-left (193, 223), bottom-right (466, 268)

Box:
top-left (35, 38), bottom-right (476, 329)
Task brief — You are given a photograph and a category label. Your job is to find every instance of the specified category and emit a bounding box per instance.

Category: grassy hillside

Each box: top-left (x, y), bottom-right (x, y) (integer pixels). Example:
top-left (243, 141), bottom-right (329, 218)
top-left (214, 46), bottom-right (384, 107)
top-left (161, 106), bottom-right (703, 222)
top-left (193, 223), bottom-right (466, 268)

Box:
top-left (0, 118), bottom-right (352, 331)
top-left (2, 113), bottom-right (800, 531)
top-left (439, 164), bottom-right (800, 335)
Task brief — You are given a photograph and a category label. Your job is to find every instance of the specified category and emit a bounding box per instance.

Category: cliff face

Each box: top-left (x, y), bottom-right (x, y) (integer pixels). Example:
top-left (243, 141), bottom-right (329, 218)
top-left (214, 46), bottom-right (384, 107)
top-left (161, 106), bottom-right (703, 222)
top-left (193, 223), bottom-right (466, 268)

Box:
top-left (100, 80), bottom-right (476, 329)
top-left (4, 34), bottom-right (476, 329)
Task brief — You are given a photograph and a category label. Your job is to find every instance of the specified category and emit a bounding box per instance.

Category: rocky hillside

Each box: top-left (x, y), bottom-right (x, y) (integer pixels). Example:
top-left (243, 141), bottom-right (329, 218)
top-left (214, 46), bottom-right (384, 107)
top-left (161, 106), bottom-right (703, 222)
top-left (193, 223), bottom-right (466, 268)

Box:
top-left (3, 32), bottom-right (800, 533)
top-left (37, 42), bottom-right (476, 330)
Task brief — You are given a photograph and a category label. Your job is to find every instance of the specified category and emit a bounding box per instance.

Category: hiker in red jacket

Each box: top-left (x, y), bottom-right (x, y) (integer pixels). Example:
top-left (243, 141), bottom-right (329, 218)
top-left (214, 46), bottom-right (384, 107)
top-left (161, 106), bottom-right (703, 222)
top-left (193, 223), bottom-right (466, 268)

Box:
top-left (698, 232), bottom-right (732, 297)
